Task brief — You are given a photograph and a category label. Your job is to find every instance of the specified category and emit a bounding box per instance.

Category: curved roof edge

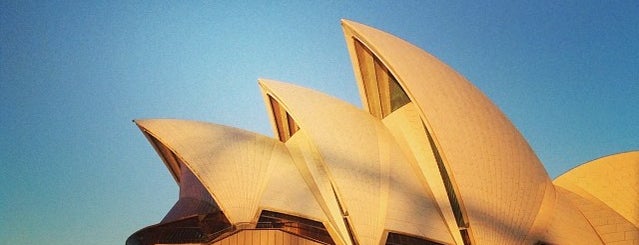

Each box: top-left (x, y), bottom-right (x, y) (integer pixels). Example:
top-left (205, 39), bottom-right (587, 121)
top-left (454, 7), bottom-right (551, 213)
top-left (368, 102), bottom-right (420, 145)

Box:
top-left (554, 150), bottom-right (639, 181)
top-left (341, 19), bottom-right (553, 244)
top-left (554, 151), bottom-right (639, 230)
top-left (258, 78), bottom-right (455, 244)
top-left (134, 119), bottom-right (283, 223)
top-left (258, 78), bottom-right (389, 244)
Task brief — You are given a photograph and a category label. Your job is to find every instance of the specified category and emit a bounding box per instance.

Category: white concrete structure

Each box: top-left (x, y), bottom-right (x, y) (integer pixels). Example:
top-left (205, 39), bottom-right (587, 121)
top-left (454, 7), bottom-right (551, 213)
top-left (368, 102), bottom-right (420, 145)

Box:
top-left (127, 20), bottom-right (638, 245)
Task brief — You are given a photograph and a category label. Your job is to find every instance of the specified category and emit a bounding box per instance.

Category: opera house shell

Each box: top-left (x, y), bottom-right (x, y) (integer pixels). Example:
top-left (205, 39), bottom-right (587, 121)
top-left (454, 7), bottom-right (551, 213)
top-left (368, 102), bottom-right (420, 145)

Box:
top-left (127, 20), bottom-right (639, 245)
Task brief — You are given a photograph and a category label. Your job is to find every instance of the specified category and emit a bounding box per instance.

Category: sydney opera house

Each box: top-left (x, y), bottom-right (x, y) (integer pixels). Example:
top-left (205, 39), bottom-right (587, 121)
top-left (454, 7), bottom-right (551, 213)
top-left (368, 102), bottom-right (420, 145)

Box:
top-left (127, 20), bottom-right (638, 245)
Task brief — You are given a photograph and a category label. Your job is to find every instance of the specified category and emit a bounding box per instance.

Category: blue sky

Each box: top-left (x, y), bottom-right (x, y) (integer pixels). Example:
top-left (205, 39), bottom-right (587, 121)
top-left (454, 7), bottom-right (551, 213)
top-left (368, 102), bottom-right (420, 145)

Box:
top-left (1, 1), bottom-right (637, 244)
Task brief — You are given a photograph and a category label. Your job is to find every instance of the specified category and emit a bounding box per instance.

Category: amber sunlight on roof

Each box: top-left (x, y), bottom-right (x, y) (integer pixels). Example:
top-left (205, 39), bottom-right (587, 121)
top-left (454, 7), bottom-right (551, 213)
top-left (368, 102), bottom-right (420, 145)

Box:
top-left (128, 20), bottom-right (639, 245)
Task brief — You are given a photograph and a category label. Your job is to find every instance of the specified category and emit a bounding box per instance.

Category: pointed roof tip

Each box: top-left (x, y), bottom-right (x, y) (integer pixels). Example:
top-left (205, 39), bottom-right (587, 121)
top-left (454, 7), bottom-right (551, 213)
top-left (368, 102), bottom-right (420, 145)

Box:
top-left (132, 118), bottom-right (154, 123)
top-left (340, 19), bottom-right (356, 28)
top-left (258, 78), bottom-right (294, 89)
top-left (132, 118), bottom-right (151, 127)
top-left (132, 119), bottom-right (145, 125)
top-left (340, 19), bottom-right (377, 38)
top-left (132, 118), bottom-right (176, 127)
top-left (257, 78), bottom-right (275, 90)
top-left (132, 119), bottom-right (155, 130)
top-left (257, 77), bottom-right (272, 85)
top-left (340, 18), bottom-right (360, 25)
top-left (257, 77), bottom-right (284, 85)
top-left (258, 79), bottom-right (295, 100)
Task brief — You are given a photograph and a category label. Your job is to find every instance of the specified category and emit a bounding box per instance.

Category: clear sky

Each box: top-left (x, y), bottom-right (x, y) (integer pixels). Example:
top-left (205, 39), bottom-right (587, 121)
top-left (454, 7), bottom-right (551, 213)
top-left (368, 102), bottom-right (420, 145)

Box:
top-left (1, 1), bottom-right (637, 244)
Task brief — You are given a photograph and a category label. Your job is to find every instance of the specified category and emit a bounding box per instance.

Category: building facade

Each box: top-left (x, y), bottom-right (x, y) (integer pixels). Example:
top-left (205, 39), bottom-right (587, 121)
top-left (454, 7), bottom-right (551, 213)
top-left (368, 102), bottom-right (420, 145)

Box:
top-left (127, 20), bottom-right (639, 245)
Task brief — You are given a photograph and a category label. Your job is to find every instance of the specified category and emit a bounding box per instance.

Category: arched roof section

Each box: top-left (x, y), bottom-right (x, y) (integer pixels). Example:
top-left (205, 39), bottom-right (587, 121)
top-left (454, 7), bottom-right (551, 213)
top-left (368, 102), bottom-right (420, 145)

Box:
top-left (540, 187), bottom-right (603, 244)
top-left (554, 185), bottom-right (633, 244)
top-left (258, 136), bottom-right (328, 223)
top-left (342, 19), bottom-right (553, 244)
top-left (134, 119), bottom-right (325, 225)
top-left (554, 151), bottom-right (639, 230)
top-left (258, 79), bottom-right (453, 244)
top-left (259, 79), bottom-right (387, 244)
top-left (284, 129), bottom-right (353, 245)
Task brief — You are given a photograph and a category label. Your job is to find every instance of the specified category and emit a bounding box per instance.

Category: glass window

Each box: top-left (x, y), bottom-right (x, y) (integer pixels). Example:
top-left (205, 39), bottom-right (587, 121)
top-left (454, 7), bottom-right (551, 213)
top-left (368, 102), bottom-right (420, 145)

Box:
top-left (385, 232), bottom-right (445, 245)
top-left (354, 38), bottom-right (410, 118)
top-left (269, 95), bottom-right (299, 142)
top-left (425, 124), bottom-right (473, 245)
top-left (126, 212), bottom-right (232, 245)
top-left (127, 164), bottom-right (232, 245)
top-left (389, 75), bottom-right (411, 112)
top-left (257, 210), bottom-right (335, 244)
